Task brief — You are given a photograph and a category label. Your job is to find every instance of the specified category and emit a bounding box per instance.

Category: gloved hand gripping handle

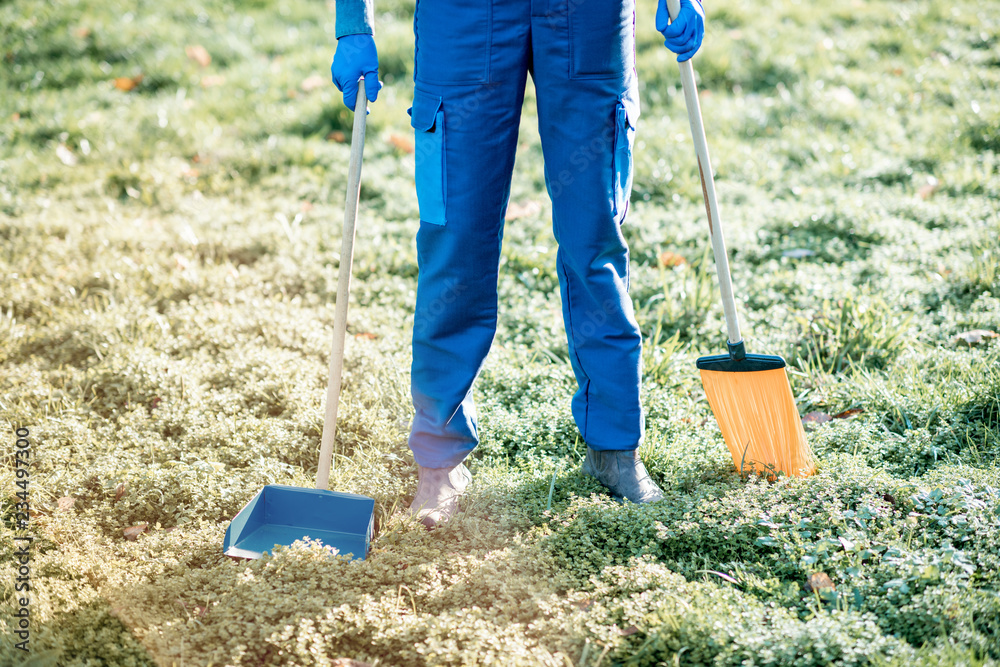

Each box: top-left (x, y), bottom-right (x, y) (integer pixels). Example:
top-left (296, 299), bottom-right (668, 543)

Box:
top-left (666, 0), bottom-right (743, 355)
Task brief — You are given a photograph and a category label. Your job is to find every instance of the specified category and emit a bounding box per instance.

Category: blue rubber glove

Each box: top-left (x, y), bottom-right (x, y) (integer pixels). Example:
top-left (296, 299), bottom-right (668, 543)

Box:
top-left (655, 0), bottom-right (705, 62)
top-left (331, 34), bottom-right (382, 110)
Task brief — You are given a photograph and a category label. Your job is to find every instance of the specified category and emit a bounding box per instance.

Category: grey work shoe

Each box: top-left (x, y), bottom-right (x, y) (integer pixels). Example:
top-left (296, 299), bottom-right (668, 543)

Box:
top-left (581, 448), bottom-right (665, 503)
top-left (409, 463), bottom-right (472, 529)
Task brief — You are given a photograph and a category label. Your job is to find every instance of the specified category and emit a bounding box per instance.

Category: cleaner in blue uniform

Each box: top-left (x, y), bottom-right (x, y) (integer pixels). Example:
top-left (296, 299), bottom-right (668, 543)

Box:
top-left (332, 0), bottom-right (705, 527)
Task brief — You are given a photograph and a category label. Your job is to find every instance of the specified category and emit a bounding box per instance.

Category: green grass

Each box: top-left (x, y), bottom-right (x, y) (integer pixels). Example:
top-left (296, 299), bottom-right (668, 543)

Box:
top-left (2, 0), bottom-right (1000, 664)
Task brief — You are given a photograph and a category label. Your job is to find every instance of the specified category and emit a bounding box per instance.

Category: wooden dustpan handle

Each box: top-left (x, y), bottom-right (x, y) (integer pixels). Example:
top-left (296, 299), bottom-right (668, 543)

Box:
top-left (317, 77), bottom-right (368, 490)
top-left (666, 0), bottom-right (742, 347)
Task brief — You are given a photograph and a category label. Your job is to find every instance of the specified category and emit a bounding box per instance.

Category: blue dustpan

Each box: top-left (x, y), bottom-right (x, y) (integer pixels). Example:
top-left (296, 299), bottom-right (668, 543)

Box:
top-left (223, 79), bottom-right (376, 561)
top-left (223, 484), bottom-right (375, 559)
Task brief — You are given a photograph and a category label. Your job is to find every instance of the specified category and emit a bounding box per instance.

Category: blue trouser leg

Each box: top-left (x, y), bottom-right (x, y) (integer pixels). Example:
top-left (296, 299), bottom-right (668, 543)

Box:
top-left (408, 0), bottom-right (643, 468)
top-left (532, 0), bottom-right (644, 450)
top-left (408, 0), bottom-right (532, 468)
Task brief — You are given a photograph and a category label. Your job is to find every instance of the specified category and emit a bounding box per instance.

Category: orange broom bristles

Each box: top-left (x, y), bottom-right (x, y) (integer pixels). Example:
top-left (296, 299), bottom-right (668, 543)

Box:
top-left (700, 367), bottom-right (816, 478)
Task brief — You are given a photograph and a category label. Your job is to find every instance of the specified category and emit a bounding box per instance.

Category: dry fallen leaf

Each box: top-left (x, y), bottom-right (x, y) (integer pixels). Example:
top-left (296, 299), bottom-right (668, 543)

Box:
top-left (619, 625), bottom-right (639, 636)
top-left (802, 412), bottom-right (832, 426)
top-left (951, 329), bottom-right (997, 347)
top-left (113, 75), bottom-right (143, 92)
top-left (301, 74), bottom-right (326, 92)
top-left (57, 496), bottom-right (76, 512)
top-left (388, 133), bottom-right (415, 154)
top-left (355, 332), bottom-right (378, 340)
top-left (185, 44), bottom-right (212, 68)
top-left (805, 572), bottom-right (835, 592)
top-left (658, 250), bottom-right (687, 267)
top-left (327, 131), bottom-right (347, 143)
top-left (331, 660), bottom-right (371, 667)
top-left (123, 524), bottom-right (148, 541)
top-left (114, 482), bottom-right (127, 502)
top-left (505, 200), bottom-right (542, 221)
top-left (74, 26), bottom-right (92, 39)
top-left (833, 408), bottom-right (864, 419)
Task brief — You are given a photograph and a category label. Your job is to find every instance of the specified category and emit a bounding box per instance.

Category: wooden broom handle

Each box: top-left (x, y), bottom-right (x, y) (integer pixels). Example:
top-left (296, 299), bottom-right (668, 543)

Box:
top-left (666, 0), bottom-right (742, 346)
top-left (316, 77), bottom-right (368, 490)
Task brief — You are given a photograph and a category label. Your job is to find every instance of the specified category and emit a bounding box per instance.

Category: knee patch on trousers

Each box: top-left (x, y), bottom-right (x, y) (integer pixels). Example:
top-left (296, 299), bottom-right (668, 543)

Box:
top-left (409, 90), bottom-right (447, 225)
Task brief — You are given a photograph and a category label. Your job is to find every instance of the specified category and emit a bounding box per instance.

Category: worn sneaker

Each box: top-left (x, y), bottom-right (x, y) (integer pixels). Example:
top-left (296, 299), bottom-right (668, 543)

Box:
top-left (581, 448), bottom-right (665, 503)
top-left (409, 463), bottom-right (472, 529)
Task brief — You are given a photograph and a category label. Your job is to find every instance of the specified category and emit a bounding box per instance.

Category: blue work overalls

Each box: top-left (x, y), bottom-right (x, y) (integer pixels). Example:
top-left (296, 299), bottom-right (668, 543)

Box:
top-left (408, 0), bottom-right (643, 468)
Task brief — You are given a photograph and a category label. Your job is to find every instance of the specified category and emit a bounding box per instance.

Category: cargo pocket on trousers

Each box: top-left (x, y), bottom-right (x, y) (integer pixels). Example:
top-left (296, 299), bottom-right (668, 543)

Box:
top-left (408, 90), bottom-right (446, 225)
top-left (612, 95), bottom-right (639, 219)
